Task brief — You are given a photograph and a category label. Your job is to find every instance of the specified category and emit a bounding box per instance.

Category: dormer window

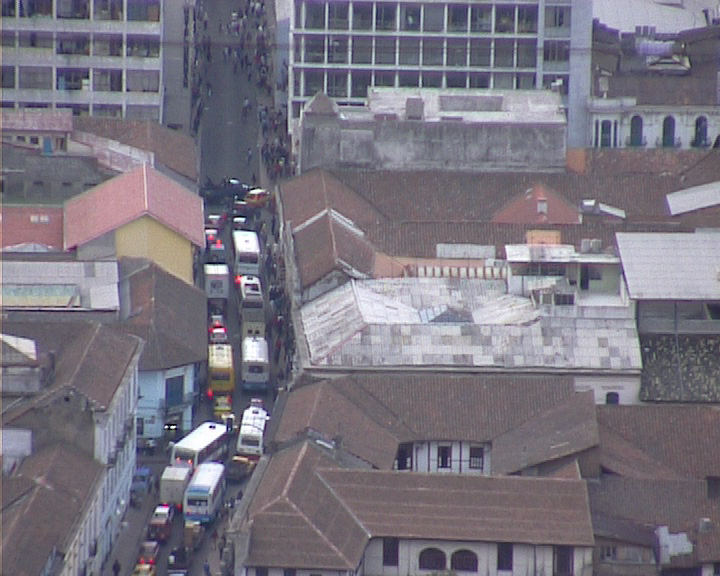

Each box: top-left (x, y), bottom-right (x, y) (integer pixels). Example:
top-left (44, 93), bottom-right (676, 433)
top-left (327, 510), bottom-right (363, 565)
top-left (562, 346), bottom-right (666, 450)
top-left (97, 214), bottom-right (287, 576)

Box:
top-left (537, 198), bottom-right (548, 214)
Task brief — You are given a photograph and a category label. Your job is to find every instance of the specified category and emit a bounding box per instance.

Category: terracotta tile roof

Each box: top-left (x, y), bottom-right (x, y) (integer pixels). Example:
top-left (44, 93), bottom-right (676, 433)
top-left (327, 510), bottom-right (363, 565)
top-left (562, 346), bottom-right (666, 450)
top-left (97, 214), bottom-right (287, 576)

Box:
top-left (492, 183), bottom-right (581, 225)
top-left (491, 391), bottom-right (599, 474)
top-left (598, 424), bottom-right (683, 480)
top-left (588, 476), bottom-right (720, 564)
top-left (293, 211), bottom-right (377, 290)
top-left (597, 404), bottom-right (720, 479)
top-left (63, 163), bottom-right (204, 250)
top-left (247, 441), bottom-right (369, 569)
top-left (0, 204), bottom-right (64, 251)
top-left (73, 116), bottom-right (198, 181)
top-left (2, 443), bottom-right (103, 576)
top-left (118, 258), bottom-right (207, 370)
top-left (320, 468), bottom-right (595, 546)
top-left (273, 379), bottom-right (414, 468)
top-left (279, 168), bottom-right (386, 232)
top-left (350, 373), bottom-right (576, 443)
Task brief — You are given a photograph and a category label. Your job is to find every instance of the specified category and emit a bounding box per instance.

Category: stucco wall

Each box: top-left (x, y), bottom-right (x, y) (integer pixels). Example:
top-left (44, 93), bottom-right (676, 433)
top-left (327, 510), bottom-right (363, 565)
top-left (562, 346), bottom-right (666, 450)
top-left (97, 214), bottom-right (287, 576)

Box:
top-left (116, 216), bottom-right (194, 284)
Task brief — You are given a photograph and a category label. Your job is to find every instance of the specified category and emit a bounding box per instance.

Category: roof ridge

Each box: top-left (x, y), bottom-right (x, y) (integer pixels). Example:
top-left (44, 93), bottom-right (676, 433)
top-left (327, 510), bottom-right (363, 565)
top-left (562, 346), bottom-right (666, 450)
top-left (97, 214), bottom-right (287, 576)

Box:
top-left (316, 469), bottom-right (371, 538)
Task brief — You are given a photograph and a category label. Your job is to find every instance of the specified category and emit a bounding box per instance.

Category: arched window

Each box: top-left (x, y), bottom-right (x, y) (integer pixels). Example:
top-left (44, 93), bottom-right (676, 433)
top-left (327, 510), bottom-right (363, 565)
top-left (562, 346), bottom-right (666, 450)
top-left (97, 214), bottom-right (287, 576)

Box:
top-left (662, 116), bottom-right (675, 147)
top-left (419, 548), bottom-right (446, 571)
top-left (629, 115), bottom-right (643, 147)
top-left (605, 392), bottom-right (619, 405)
top-left (693, 116), bottom-right (708, 147)
top-left (600, 119), bottom-right (612, 148)
top-left (451, 550), bottom-right (478, 572)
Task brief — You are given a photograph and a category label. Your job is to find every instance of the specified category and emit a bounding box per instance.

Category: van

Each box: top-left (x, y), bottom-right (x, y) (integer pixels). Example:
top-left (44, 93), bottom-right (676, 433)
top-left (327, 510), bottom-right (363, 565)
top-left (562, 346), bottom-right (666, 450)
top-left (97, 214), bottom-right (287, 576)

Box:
top-left (238, 275), bottom-right (263, 309)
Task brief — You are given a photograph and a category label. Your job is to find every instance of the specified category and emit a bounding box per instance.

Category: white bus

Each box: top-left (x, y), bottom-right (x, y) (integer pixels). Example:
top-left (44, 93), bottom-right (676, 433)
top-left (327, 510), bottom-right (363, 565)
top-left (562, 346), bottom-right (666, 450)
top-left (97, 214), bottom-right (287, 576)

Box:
top-left (169, 422), bottom-right (229, 469)
top-left (241, 336), bottom-right (270, 392)
top-left (236, 399), bottom-right (269, 461)
top-left (232, 230), bottom-right (261, 278)
top-left (183, 462), bottom-right (226, 524)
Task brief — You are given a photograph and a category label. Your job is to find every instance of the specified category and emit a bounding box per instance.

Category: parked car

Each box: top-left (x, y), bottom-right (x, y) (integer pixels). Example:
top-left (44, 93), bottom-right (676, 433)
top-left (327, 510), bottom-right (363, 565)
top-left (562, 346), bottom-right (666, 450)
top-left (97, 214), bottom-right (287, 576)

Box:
top-left (132, 564), bottom-right (157, 576)
top-left (245, 188), bottom-right (271, 208)
top-left (130, 467), bottom-right (152, 506)
top-left (137, 541), bottom-right (160, 565)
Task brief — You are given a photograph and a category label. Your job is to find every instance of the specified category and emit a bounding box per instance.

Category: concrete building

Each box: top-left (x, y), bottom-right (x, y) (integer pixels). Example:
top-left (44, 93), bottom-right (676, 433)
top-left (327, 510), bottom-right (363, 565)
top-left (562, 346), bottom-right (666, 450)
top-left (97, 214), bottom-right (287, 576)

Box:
top-left (282, 0), bottom-right (592, 147)
top-left (0, 0), bottom-right (198, 131)
top-left (297, 88), bottom-right (567, 173)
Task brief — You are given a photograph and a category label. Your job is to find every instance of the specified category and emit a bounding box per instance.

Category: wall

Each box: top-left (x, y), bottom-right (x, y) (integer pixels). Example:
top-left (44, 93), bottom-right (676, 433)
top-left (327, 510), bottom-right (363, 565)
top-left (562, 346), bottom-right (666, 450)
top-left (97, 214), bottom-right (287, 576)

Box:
top-left (301, 116), bottom-right (567, 173)
top-left (574, 375), bottom-right (641, 404)
top-left (138, 365), bottom-right (195, 439)
top-left (411, 440), bottom-right (490, 475)
top-left (115, 216), bottom-right (194, 284)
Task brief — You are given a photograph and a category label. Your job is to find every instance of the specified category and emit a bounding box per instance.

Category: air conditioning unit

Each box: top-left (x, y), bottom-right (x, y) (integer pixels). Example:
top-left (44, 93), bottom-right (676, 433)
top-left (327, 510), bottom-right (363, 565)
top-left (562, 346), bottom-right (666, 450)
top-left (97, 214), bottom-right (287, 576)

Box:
top-left (590, 238), bottom-right (602, 253)
top-left (580, 239), bottom-right (592, 253)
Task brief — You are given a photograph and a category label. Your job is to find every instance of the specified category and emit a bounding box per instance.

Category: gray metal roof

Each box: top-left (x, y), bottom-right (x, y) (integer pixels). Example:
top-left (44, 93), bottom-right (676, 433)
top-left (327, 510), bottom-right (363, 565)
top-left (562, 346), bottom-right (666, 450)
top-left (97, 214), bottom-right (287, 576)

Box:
top-left (666, 181), bottom-right (720, 216)
top-left (300, 278), bottom-right (641, 373)
top-left (616, 232), bottom-right (720, 300)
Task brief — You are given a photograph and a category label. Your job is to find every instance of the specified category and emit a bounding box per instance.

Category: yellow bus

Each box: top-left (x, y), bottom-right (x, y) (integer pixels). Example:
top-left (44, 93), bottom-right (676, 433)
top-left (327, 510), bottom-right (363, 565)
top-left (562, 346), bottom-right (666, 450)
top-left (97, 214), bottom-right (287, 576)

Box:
top-left (208, 344), bottom-right (235, 419)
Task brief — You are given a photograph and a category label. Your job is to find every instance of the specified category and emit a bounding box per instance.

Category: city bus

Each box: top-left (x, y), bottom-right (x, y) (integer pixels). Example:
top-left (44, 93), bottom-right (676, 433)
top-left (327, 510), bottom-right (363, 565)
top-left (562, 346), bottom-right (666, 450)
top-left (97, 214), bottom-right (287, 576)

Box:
top-left (236, 399), bottom-right (268, 460)
top-left (241, 336), bottom-right (270, 392)
top-left (208, 343), bottom-right (234, 418)
top-left (232, 230), bottom-right (261, 278)
top-left (183, 462), bottom-right (226, 524)
top-left (169, 422), bottom-right (229, 469)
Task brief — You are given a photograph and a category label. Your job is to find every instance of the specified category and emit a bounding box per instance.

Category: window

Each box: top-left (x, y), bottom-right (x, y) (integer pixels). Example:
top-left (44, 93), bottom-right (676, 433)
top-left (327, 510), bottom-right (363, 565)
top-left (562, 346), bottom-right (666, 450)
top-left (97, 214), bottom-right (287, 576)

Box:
top-left (707, 477), bottom-right (720, 499)
top-left (662, 116), bottom-right (676, 147)
top-left (419, 548), bottom-right (446, 571)
top-left (544, 40), bottom-right (570, 62)
top-left (438, 445), bottom-right (452, 469)
top-left (350, 70), bottom-right (371, 97)
top-left (328, 2), bottom-right (347, 29)
top-left (451, 550), bottom-right (478, 572)
top-left (284, 570), bottom-right (296, 576)
top-left (304, 2), bottom-right (325, 29)
top-left (517, 40), bottom-right (537, 67)
top-left (546, 6), bottom-right (570, 29)
top-left (136, 417), bottom-right (144, 436)
top-left (497, 543), bottom-right (513, 571)
top-left (165, 375), bottom-right (184, 408)
top-left (469, 446), bottom-right (484, 469)
top-left (375, 37), bottom-right (396, 65)
top-left (605, 392), bottom-right (619, 405)
top-left (599, 545), bottom-right (616, 561)
top-left (352, 36), bottom-right (372, 64)
top-left (495, 39), bottom-right (515, 67)
top-left (399, 37), bottom-right (420, 65)
top-left (396, 443), bottom-right (413, 470)
top-left (470, 39), bottom-right (491, 67)
top-left (629, 115), bottom-right (644, 147)
top-left (383, 538), bottom-right (399, 567)
top-left (423, 4), bottom-right (444, 32)
top-left (352, 2), bottom-right (372, 30)
top-left (496, 6), bottom-right (515, 33)
top-left (375, 3), bottom-right (396, 31)
top-left (256, 568), bottom-right (268, 576)
top-left (517, 5), bottom-right (538, 33)
top-left (423, 37), bottom-right (443, 66)
top-left (554, 546), bottom-right (573, 576)
top-left (448, 4), bottom-right (467, 32)
top-left (447, 38), bottom-right (467, 66)
top-left (599, 120), bottom-right (612, 148)
top-left (400, 4), bottom-right (420, 30)
top-left (470, 5), bottom-right (491, 32)
top-left (693, 116), bottom-right (709, 147)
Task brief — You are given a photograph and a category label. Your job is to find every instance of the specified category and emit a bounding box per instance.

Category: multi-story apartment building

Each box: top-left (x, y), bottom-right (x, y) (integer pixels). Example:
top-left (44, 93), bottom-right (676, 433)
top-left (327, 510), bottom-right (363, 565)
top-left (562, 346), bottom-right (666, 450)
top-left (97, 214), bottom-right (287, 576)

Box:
top-left (0, 0), bottom-right (197, 130)
top-left (284, 0), bottom-right (592, 146)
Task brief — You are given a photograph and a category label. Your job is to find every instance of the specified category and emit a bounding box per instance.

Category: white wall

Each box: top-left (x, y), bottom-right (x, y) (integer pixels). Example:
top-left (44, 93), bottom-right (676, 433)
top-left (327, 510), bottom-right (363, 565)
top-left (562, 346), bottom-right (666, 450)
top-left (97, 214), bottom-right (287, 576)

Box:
top-left (137, 364), bottom-right (195, 439)
top-left (574, 375), bottom-right (641, 405)
top-left (411, 441), bottom-right (490, 475)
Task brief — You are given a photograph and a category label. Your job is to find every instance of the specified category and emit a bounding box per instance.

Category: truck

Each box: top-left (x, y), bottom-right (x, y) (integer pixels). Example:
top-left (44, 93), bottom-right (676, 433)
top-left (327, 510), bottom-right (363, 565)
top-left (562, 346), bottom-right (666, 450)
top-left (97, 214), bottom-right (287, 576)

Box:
top-left (159, 466), bottom-right (192, 510)
top-left (204, 263), bottom-right (229, 314)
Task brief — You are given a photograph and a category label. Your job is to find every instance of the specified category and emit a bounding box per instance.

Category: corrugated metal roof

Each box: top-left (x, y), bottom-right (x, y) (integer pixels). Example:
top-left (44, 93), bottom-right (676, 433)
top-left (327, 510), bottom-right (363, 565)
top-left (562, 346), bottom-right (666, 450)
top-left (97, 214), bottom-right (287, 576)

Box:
top-left (666, 181), bottom-right (720, 215)
top-left (616, 231), bottom-right (720, 299)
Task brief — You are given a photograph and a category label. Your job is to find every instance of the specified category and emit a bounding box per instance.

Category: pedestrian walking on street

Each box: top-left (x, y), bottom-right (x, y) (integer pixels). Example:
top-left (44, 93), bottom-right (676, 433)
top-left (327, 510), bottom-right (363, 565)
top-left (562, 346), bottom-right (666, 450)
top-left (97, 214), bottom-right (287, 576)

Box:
top-left (112, 560), bottom-right (121, 576)
top-left (246, 147), bottom-right (253, 164)
top-left (204, 559), bottom-right (212, 576)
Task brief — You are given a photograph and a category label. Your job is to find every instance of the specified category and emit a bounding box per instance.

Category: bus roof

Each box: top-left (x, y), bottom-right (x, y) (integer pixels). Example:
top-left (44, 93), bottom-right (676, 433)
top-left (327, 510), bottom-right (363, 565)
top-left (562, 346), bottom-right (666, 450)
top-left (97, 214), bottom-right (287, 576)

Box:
top-left (209, 344), bottom-right (233, 368)
top-left (239, 404), bottom-right (268, 436)
top-left (187, 462), bottom-right (225, 491)
top-left (232, 230), bottom-right (260, 253)
top-left (241, 337), bottom-right (269, 362)
top-left (174, 422), bottom-right (227, 453)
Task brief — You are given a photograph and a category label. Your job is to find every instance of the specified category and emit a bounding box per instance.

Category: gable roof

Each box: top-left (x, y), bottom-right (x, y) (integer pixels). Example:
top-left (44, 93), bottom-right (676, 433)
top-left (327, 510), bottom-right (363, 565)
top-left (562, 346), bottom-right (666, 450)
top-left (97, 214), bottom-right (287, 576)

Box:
top-left (492, 183), bottom-right (581, 225)
top-left (118, 258), bottom-right (207, 370)
top-left (0, 205), bottom-right (64, 251)
top-left (597, 404), bottom-right (720, 479)
top-left (293, 211), bottom-right (377, 290)
top-left (616, 231), bottom-right (720, 300)
top-left (73, 116), bottom-right (198, 181)
top-left (63, 163), bottom-right (204, 250)
top-left (247, 441), bottom-right (369, 570)
top-left (320, 468), bottom-right (595, 547)
top-left (491, 390), bottom-right (599, 474)
top-left (2, 443), bottom-right (103, 576)
top-left (666, 181), bottom-right (720, 215)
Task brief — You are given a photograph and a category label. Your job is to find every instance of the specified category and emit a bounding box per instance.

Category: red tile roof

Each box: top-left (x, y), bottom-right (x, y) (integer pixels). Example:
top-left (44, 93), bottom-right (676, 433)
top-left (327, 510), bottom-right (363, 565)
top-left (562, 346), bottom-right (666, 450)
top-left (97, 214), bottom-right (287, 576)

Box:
top-left (492, 183), bottom-right (581, 225)
top-left (73, 116), bottom-right (198, 181)
top-left (0, 204), bottom-right (64, 251)
top-left (63, 163), bottom-right (204, 250)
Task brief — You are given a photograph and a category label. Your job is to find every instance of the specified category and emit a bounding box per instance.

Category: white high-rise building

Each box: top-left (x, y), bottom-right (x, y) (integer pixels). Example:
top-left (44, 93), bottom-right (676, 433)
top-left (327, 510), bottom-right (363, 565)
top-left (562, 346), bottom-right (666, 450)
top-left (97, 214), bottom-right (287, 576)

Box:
top-left (284, 0), bottom-right (593, 147)
top-left (1, 0), bottom-right (197, 130)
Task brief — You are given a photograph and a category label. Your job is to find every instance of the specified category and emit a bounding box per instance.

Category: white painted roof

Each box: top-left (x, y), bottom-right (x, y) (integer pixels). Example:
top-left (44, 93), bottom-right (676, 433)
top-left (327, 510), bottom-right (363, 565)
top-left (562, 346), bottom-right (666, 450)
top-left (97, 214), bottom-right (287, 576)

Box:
top-left (616, 232), bottom-right (720, 299)
top-left (505, 244), bottom-right (620, 264)
top-left (593, 0), bottom-right (715, 33)
top-left (301, 278), bottom-right (641, 372)
top-left (666, 181), bottom-right (720, 215)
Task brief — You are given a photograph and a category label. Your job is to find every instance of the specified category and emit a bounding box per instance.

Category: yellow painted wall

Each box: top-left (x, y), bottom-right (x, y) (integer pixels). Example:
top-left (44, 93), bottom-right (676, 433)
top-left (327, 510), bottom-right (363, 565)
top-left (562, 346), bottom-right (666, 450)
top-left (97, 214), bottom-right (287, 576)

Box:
top-left (116, 216), bottom-right (194, 284)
